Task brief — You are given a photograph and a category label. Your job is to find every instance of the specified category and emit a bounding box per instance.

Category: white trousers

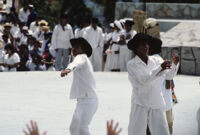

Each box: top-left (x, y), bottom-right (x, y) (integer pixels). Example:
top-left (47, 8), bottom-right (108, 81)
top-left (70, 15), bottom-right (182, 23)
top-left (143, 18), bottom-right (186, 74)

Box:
top-left (70, 98), bottom-right (98, 135)
top-left (55, 49), bottom-right (70, 71)
top-left (90, 47), bottom-right (102, 71)
top-left (128, 104), bottom-right (170, 135)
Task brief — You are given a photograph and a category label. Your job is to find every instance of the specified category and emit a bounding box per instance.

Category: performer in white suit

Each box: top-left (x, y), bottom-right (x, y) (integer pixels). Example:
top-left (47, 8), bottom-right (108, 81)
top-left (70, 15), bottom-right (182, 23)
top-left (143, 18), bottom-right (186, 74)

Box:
top-left (61, 37), bottom-right (98, 135)
top-left (83, 17), bottom-right (103, 71)
top-left (127, 33), bottom-right (179, 135)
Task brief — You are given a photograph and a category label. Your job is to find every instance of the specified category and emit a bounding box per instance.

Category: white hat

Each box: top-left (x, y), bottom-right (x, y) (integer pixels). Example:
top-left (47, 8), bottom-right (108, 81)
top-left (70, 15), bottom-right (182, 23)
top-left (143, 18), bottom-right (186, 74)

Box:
top-left (38, 20), bottom-right (48, 26)
top-left (109, 23), bottom-right (114, 28)
top-left (0, 1), bottom-right (6, 10)
top-left (114, 20), bottom-right (123, 30)
top-left (144, 18), bottom-right (158, 28)
top-left (119, 19), bottom-right (125, 25)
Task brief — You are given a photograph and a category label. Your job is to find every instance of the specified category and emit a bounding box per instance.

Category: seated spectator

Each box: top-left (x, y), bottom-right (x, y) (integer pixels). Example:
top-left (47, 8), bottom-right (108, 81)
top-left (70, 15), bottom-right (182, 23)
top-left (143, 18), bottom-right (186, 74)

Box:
top-left (15, 22), bottom-right (25, 46)
top-left (42, 50), bottom-right (55, 71)
top-left (1, 34), bottom-right (11, 48)
top-left (27, 36), bottom-right (36, 51)
top-left (26, 51), bottom-right (45, 71)
top-left (30, 40), bottom-right (42, 57)
top-left (3, 22), bottom-right (14, 44)
top-left (17, 44), bottom-right (29, 71)
top-left (30, 15), bottom-right (41, 34)
top-left (0, 44), bottom-right (20, 71)
top-left (10, 18), bottom-right (20, 38)
top-left (41, 31), bottom-right (52, 53)
top-left (33, 19), bottom-right (48, 40)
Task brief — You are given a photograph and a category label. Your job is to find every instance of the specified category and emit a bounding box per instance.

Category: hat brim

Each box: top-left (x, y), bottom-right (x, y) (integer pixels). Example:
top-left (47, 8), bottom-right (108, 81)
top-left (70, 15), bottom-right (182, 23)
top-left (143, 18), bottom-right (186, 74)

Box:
top-left (127, 33), bottom-right (151, 51)
top-left (125, 20), bottom-right (134, 26)
top-left (70, 38), bottom-right (92, 57)
top-left (127, 33), bottom-right (162, 53)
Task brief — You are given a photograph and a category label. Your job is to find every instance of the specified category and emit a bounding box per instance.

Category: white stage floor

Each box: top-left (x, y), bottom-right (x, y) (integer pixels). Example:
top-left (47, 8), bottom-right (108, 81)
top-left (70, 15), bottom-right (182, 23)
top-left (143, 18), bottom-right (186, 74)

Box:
top-left (0, 72), bottom-right (199, 135)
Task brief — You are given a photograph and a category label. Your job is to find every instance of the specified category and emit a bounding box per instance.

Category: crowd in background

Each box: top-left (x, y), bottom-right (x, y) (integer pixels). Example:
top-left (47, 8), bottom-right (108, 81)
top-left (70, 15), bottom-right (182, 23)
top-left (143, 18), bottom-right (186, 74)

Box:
top-left (0, 1), bottom-right (137, 72)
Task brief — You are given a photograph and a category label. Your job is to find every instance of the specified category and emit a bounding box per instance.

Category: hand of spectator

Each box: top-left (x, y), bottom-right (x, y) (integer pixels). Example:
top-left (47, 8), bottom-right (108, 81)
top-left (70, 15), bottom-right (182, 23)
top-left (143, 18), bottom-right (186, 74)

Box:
top-left (107, 120), bottom-right (122, 135)
top-left (172, 53), bottom-right (179, 65)
top-left (61, 69), bottom-right (71, 77)
top-left (161, 60), bottom-right (171, 70)
top-left (23, 120), bottom-right (47, 135)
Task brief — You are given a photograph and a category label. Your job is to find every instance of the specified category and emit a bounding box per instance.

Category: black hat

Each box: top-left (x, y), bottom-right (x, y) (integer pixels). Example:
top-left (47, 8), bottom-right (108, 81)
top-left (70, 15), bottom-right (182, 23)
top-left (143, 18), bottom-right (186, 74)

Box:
top-left (127, 33), bottom-right (151, 52)
top-left (125, 20), bottom-right (134, 26)
top-left (149, 37), bottom-right (162, 55)
top-left (128, 33), bottom-right (162, 55)
top-left (91, 17), bottom-right (99, 24)
top-left (70, 38), bottom-right (92, 57)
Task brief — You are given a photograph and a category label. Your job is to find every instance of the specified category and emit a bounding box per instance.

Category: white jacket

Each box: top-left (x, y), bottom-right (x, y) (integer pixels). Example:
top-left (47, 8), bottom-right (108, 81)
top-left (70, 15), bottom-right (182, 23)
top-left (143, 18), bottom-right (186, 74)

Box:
top-left (127, 55), bottom-right (178, 110)
top-left (67, 54), bottom-right (97, 99)
top-left (51, 24), bottom-right (74, 49)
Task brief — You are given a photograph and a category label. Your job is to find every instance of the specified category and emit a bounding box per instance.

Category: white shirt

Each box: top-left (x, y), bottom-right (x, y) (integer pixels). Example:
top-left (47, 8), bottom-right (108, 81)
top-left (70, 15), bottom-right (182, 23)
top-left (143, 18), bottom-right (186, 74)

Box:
top-left (67, 54), bottom-right (97, 99)
top-left (127, 55), bottom-right (177, 110)
top-left (30, 21), bottom-right (40, 34)
top-left (18, 8), bottom-right (30, 23)
top-left (51, 24), bottom-right (74, 49)
top-left (4, 53), bottom-right (20, 72)
top-left (74, 28), bottom-right (85, 38)
top-left (83, 26), bottom-right (103, 48)
top-left (11, 24), bottom-right (20, 38)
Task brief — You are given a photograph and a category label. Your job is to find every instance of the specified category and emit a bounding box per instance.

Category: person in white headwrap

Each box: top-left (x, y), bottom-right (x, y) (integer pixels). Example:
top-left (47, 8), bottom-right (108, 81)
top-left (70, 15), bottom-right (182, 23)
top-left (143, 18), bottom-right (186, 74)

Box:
top-left (104, 23), bottom-right (115, 71)
top-left (108, 20), bottom-right (123, 71)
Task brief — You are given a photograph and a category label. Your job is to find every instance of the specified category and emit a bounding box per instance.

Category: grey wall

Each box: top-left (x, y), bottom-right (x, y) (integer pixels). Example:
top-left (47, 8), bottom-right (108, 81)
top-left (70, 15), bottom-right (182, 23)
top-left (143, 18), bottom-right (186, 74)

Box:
top-left (115, 2), bottom-right (200, 20)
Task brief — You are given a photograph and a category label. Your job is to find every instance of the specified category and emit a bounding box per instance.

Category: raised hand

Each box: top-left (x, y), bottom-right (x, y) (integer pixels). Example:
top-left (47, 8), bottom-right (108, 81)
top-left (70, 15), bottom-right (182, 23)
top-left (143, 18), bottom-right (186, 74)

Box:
top-left (161, 60), bottom-right (171, 70)
top-left (107, 120), bottom-right (122, 135)
top-left (23, 120), bottom-right (47, 135)
top-left (172, 53), bottom-right (179, 65)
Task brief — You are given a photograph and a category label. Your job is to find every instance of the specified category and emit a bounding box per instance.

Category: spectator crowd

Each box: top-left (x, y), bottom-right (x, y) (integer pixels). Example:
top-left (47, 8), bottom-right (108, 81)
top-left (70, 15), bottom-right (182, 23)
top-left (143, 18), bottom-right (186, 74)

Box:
top-left (0, 1), bottom-right (137, 72)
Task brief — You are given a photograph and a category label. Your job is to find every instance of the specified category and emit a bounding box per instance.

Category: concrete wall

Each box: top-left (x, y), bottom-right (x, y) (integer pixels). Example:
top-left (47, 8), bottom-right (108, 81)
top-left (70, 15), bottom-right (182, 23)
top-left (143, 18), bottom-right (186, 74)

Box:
top-left (115, 2), bottom-right (200, 20)
top-left (161, 47), bottom-right (200, 75)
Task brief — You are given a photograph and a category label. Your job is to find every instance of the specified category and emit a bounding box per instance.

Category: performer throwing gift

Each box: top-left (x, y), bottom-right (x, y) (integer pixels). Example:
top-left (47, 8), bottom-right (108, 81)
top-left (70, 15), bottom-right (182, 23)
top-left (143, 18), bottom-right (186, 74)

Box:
top-left (61, 37), bottom-right (98, 135)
